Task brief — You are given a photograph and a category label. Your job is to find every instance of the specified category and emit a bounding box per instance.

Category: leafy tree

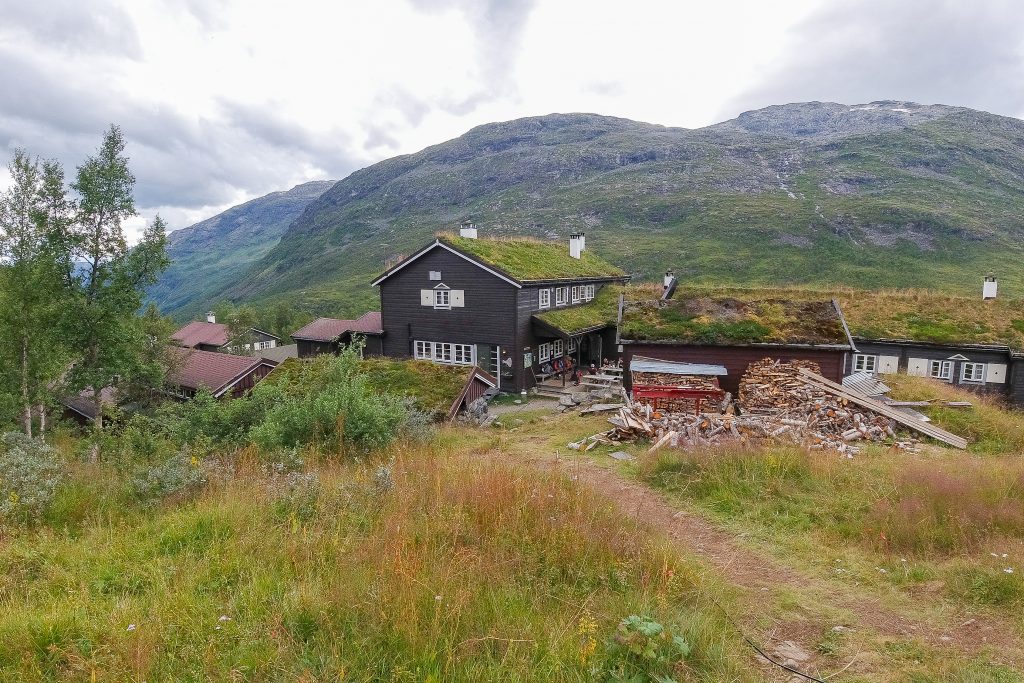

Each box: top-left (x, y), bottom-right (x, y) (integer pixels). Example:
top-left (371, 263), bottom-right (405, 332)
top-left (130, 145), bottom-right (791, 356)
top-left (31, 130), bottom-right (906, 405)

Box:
top-left (0, 151), bottom-right (72, 436)
top-left (64, 126), bottom-right (169, 453)
top-left (120, 302), bottom-right (179, 408)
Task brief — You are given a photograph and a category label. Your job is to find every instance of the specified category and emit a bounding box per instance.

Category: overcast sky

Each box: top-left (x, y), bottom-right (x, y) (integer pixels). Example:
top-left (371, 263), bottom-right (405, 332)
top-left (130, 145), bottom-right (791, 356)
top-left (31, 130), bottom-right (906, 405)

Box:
top-left (2, 0), bottom-right (1023, 240)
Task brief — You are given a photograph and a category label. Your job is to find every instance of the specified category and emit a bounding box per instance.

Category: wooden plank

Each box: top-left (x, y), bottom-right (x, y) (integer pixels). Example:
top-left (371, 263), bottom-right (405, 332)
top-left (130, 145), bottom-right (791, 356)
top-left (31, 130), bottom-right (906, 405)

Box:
top-left (797, 369), bottom-right (968, 449)
top-left (581, 403), bottom-right (626, 414)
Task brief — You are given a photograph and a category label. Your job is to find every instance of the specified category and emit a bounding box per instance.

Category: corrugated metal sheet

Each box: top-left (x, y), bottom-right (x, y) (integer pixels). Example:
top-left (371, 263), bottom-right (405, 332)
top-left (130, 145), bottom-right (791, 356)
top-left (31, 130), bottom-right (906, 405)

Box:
top-left (842, 371), bottom-right (891, 397)
top-left (629, 356), bottom-right (727, 376)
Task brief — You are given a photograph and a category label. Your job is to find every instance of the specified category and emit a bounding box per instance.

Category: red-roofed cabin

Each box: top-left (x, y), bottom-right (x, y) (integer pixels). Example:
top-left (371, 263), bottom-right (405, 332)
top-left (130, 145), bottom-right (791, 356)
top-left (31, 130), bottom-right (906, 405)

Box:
top-left (292, 312), bottom-right (384, 358)
top-left (167, 347), bottom-right (278, 399)
top-left (171, 312), bottom-right (280, 354)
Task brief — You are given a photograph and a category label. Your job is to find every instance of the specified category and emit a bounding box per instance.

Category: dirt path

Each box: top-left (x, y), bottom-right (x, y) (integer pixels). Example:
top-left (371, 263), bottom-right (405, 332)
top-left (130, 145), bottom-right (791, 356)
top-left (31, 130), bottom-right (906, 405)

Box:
top-left (507, 437), bottom-right (1024, 679)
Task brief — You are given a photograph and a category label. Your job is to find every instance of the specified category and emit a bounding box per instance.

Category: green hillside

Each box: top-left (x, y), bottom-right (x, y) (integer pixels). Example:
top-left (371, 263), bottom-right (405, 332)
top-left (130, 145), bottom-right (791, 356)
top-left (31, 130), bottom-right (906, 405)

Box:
top-left (150, 180), bottom-right (334, 319)
top-left (158, 102), bottom-right (1024, 318)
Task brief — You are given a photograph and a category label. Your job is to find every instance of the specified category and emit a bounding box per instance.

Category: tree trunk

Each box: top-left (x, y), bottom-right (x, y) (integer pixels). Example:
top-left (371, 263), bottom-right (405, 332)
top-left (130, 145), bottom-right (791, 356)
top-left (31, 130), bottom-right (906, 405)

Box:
top-left (90, 387), bottom-right (103, 463)
top-left (38, 404), bottom-right (46, 434)
top-left (20, 332), bottom-right (32, 438)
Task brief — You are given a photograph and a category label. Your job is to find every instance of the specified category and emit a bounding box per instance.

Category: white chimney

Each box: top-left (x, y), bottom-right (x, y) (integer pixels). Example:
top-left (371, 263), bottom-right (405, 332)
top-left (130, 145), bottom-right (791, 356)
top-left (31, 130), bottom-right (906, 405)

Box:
top-left (459, 220), bottom-right (478, 239)
top-left (663, 270), bottom-right (675, 290)
top-left (206, 311), bottom-right (216, 324)
top-left (569, 232), bottom-right (584, 259)
top-left (983, 274), bottom-right (998, 300)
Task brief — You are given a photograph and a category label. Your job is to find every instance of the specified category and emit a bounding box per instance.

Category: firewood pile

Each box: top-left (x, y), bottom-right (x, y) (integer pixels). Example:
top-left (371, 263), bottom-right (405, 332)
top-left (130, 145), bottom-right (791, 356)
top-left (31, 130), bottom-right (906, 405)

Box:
top-left (570, 359), bottom-right (922, 456)
top-left (632, 372), bottom-right (718, 391)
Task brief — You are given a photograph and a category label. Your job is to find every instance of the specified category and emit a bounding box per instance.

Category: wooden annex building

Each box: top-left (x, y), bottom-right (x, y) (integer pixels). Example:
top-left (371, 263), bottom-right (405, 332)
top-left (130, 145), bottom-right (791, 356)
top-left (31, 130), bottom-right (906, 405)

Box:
top-left (292, 312), bottom-right (384, 358)
top-left (166, 347), bottom-right (279, 399)
top-left (618, 295), bottom-right (856, 394)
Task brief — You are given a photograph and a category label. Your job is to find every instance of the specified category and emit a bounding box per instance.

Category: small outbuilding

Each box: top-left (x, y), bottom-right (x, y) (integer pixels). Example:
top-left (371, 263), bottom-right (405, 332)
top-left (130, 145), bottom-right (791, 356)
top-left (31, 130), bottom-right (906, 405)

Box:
top-left (618, 295), bottom-right (855, 394)
top-left (292, 312), bottom-right (384, 358)
top-left (167, 347), bottom-right (278, 399)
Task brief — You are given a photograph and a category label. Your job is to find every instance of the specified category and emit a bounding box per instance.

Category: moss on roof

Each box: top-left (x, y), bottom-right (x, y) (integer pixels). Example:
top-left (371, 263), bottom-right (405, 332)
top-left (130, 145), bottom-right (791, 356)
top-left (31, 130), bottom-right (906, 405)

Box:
top-left (669, 285), bottom-right (1024, 350)
top-left (535, 284), bottom-right (624, 335)
top-left (438, 233), bottom-right (626, 282)
top-left (620, 296), bottom-right (849, 346)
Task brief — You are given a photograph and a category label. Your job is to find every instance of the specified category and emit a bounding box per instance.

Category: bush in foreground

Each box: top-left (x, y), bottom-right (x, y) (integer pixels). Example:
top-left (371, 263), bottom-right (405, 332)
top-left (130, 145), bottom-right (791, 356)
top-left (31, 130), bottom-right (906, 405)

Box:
top-left (0, 432), bottom-right (65, 524)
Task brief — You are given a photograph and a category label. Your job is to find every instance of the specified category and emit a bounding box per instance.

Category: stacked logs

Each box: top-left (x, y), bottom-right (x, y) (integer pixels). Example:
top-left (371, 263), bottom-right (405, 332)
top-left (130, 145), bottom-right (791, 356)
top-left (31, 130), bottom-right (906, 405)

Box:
top-left (738, 359), bottom-right (826, 413)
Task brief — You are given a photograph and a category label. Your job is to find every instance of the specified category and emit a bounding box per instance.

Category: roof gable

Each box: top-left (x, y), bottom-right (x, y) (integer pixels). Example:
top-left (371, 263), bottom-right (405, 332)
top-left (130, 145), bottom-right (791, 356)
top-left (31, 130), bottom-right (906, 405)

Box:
top-left (168, 347), bottom-right (277, 396)
top-left (171, 321), bottom-right (230, 348)
top-left (372, 234), bottom-right (627, 287)
top-left (292, 312), bottom-right (383, 342)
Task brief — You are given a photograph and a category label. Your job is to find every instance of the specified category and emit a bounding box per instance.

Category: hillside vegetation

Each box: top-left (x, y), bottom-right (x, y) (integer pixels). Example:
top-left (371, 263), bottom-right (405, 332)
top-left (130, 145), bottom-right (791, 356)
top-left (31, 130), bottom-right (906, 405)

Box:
top-left (153, 101), bottom-right (1024, 319)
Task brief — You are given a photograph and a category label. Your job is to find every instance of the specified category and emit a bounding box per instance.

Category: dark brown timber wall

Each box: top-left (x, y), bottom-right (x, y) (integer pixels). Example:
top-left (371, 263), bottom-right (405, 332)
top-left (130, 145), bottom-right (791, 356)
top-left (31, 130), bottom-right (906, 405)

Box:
top-left (621, 344), bottom-right (846, 394)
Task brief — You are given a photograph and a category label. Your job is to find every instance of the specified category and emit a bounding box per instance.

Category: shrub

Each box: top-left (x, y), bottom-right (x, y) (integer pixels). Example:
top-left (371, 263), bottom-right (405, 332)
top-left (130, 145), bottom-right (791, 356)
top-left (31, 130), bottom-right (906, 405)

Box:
top-left (130, 447), bottom-right (208, 506)
top-left (0, 433), bottom-right (66, 524)
top-left (603, 615), bottom-right (692, 682)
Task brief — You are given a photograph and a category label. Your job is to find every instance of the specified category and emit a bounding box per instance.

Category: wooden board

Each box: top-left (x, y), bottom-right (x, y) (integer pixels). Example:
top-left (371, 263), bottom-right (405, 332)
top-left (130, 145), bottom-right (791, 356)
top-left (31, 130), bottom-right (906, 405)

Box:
top-left (797, 369), bottom-right (968, 449)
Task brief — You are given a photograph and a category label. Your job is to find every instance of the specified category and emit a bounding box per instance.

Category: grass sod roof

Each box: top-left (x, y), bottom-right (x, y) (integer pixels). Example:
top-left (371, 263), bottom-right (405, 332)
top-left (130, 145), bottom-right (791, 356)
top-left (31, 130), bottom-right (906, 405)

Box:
top-left (534, 284), bottom-right (625, 335)
top-left (619, 296), bottom-right (850, 346)
top-left (266, 357), bottom-right (473, 419)
top-left (437, 233), bottom-right (627, 282)
top-left (667, 285), bottom-right (1024, 350)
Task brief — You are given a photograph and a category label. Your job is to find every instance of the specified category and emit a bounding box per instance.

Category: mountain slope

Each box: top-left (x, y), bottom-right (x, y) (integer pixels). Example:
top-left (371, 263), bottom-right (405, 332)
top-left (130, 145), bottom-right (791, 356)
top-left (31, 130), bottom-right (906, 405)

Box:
top-left (186, 102), bottom-right (1024, 316)
top-left (150, 180), bottom-right (334, 318)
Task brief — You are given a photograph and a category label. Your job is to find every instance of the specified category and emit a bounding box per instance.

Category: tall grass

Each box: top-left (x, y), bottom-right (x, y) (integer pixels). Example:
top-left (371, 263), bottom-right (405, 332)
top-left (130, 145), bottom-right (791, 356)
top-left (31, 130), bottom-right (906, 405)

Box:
top-left (0, 438), bottom-right (752, 681)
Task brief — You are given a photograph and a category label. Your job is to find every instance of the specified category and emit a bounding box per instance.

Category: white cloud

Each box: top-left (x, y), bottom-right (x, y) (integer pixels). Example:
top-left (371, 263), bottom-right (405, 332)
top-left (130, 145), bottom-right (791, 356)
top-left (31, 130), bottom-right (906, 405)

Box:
top-left (1, 0), bottom-right (1022, 243)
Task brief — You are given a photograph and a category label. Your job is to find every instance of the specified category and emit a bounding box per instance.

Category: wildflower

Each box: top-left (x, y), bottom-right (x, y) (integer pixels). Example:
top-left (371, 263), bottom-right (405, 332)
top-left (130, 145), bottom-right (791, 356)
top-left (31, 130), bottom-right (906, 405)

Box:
top-left (875, 567), bottom-right (887, 574)
top-left (1005, 568), bottom-right (1014, 574)
top-left (435, 595), bottom-right (442, 601)
top-left (577, 610), bottom-right (598, 665)
top-left (218, 615), bottom-right (231, 622)
top-left (127, 624), bottom-right (137, 632)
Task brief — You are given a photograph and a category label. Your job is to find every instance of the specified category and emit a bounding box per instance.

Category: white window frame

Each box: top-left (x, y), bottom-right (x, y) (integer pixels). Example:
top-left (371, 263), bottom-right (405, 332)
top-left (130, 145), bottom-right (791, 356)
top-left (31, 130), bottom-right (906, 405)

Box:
top-left (961, 362), bottom-right (985, 383)
top-left (433, 287), bottom-right (450, 309)
top-left (853, 354), bottom-right (877, 373)
top-left (584, 284), bottom-right (595, 301)
top-left (433, 342), bottom-right (452, 363)
top-left (538, 342), bottom-right (551, 363)
top-left (554, 287), bottom-right (566, 306)
top-left (571, 286), bottom-right (581, 304)
top-left (539, 288), bottom-right (551, 309)
top-left (929, 360), bottom-right (953, 381)
top-left (453, 344), bottom-right (474, 365)
top-left (415, 341), bottom-right (432, 359)
top-left (568, 337), bottom-right (577, 353)
top-left (552, 339), bottom-right (564, 357)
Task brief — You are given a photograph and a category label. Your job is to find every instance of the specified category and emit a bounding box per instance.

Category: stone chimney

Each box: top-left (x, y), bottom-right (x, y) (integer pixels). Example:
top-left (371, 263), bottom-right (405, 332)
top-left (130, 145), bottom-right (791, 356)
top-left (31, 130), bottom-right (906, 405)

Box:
top-left (983, 274), bottom-right (998, 300)
top-left (569, 232), bottom-right (585, 259)
top-left (206, 311), bottom-right (216, 324)
top-left (459, 220), bottom-right (478, 239)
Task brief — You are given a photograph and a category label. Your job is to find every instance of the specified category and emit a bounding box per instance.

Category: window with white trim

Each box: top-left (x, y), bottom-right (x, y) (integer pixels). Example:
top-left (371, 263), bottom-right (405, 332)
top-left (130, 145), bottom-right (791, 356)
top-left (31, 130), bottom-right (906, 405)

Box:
top-left (453, 344), bottom-right (473, 365)
top-left (571, 286), bottom-right (581, 303)
top-left (434, 342), bottom-right (452, 362)
top-left (853, 354), bottom-right (877, 373)
top-left (434, 288), bottom-right (450, 309)
top-left (552, 339), bottom-right (564, 357)
top-left (584, 284), bottom-right (595, 301)
top-left (539, 288), bottom-right (551, 309)
top-left (961, 362), bottom-right (986, 382)
top-left (538, 342), bottom-right (551, 362)
top-left (568, 337), bottom-right (577, 353)
top-left (554, 287), bottom-right (566, 306)
top-left (415, 341), bottom-right (431, 359)
top-left (429, 271), bottom-right (441, 281)
top-left (929, 360), bottom-right (953, 380)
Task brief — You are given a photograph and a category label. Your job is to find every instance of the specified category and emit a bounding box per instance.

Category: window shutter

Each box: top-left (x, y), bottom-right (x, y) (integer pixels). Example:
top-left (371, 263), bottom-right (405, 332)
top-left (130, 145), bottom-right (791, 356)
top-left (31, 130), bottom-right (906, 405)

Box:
top-left (420, 290), bottom-right (433, 306)
top-left (878, 355), bottom-right (899, 374)
top-left (451, 290), bottom-right (465, 307)
top-left (906, 358), bottom-right (927, 377)
top-left (987, 363), bottom-right (1007, 383)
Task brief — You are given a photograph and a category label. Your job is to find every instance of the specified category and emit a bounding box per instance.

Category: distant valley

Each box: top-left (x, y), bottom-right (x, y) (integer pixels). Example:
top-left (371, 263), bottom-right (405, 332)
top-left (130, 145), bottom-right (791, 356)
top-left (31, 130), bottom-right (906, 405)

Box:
top-left (152, 101), bottom-right (1024, 320)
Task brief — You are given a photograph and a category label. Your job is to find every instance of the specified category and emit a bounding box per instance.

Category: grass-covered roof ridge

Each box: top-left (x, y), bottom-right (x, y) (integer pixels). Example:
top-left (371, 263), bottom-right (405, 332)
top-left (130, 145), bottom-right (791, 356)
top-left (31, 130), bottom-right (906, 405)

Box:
top-left (438, 233), bottom-right (626, 282)
top-left (620, 294), bottom-right (849, 346)
top-left (668, 285), bottom-right (1024, 349)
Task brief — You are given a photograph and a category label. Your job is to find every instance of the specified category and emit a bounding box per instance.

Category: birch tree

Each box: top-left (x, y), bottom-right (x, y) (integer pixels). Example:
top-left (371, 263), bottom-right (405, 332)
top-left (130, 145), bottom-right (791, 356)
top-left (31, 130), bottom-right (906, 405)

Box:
top-left (65, 126), bottom-right (169, 451)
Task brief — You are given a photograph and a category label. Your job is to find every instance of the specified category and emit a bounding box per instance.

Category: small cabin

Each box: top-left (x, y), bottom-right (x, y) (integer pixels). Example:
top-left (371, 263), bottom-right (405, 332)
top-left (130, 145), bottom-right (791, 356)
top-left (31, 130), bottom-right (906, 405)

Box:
top-left (291, 312), bottom-right (384, 358)
top-left (171, 313), bottom-right (280, 354)
top-left (166, 347), bottom-right (278, 399)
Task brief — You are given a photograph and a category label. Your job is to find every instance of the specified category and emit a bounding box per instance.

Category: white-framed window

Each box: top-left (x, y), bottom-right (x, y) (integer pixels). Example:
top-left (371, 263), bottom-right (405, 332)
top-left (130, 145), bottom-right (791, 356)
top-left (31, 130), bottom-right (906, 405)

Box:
top-left (853, 354), bottom-right (877, 373)
top-left (571, 286), bottom-right (581, 303)
top-left (453, 344), bottom-right (474, 365)
top-left (415, 341), bottom-right (432, 359)
top-left (929, 360), bottom-right (953, 380)
top-left (539, 288), bottom-right (551, 309)
top-left (568, 337), bottom-right (577, 353)
top-left (961, 362), bottom-right (986, 382)
top-left (584, 284), bottom-right (595, 301)
top-left (538, 342), bottom-right (551, 362)
top-left (434, 343), bottom-right (452, 362)
top-left (434, 288), bottom-right (450, 309)
top-left (552, 339), bottom-right (564, 357)
top-left (554, 287), bottom-right (566, 306)
top-left (429, 271), bottom-right (441, 281)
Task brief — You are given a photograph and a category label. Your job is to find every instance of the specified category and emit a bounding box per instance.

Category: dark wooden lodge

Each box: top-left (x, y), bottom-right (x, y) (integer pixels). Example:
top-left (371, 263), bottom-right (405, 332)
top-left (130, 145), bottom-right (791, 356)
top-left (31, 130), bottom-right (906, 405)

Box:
top-left (371, 228), bottom-right (629, 392)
